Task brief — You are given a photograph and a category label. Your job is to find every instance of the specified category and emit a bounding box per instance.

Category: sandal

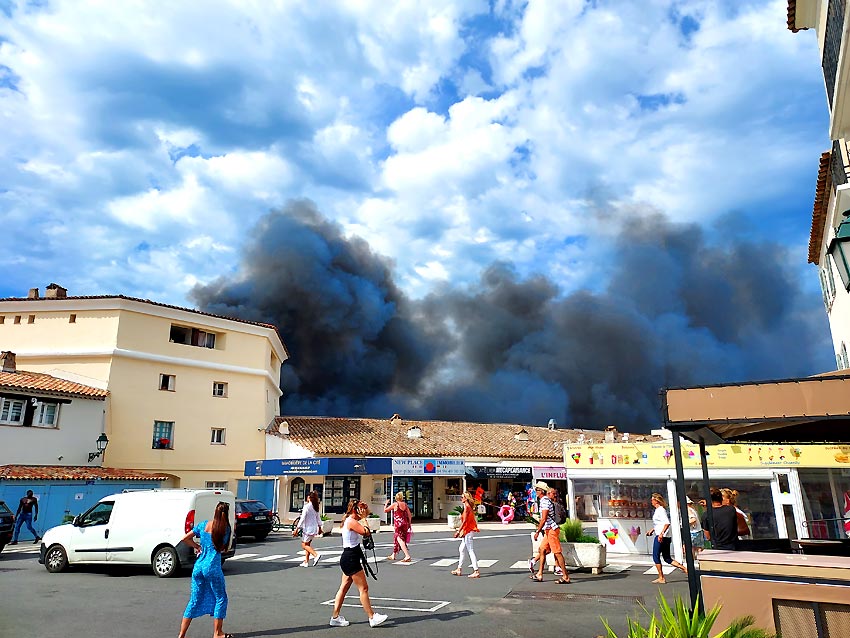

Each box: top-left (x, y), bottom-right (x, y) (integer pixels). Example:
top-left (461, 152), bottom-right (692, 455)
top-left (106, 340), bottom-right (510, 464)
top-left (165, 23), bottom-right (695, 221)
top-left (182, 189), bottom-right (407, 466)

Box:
top-left (530, 574), bottom-right (543, 582)
top-left (555, 578), bottom-right (571, 584)
top-left (468, 571), bottom-right (481, 578)
top-left (386, 556), bottom-right (396, 561)
top-left (400, 557), bottom-right (412, 562)
top-left (450, 569), bottom-right (462, 576)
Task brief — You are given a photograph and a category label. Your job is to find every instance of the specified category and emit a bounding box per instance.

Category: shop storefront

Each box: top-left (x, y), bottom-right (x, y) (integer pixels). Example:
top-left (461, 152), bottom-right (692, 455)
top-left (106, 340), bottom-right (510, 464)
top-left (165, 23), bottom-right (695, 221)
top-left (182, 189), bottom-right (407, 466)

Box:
top-left (244, 457), bottom-right (392, 520)
top-left (465, 464), bottom-right (534, 520)
top-left (392, 458), bottom-right (465, 520)
top-left (564, 442), bottom-right (850, 559)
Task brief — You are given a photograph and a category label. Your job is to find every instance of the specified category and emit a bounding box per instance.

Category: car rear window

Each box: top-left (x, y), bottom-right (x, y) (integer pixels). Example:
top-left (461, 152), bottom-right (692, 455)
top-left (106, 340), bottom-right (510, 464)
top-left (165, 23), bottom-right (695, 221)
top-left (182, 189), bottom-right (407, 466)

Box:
top-left (237, 501), bottom-right (269, 513)
top-left (0, 502), bottom-right (12, 515)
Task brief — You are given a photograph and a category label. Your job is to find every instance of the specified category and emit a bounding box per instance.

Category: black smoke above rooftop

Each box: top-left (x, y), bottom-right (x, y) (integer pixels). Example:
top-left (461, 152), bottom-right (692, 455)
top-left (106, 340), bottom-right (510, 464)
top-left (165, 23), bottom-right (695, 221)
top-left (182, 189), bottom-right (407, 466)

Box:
top-left (190, 199), bottom-right (831, 433)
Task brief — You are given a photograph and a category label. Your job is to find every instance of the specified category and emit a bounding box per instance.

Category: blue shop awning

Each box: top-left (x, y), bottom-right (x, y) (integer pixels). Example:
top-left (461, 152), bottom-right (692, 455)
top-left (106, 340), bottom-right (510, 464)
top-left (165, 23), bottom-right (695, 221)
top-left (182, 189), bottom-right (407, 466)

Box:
top-left (245, 457), bottom-right (392, 477)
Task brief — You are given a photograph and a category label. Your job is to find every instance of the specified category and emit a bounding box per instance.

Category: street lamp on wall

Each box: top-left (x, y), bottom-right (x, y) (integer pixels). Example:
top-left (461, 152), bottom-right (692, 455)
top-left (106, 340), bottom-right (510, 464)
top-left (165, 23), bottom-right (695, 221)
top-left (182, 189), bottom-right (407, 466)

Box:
top-left (88, 433), bottom-right (109, 463)
top-left (828, 211), bottom-right (850, 290)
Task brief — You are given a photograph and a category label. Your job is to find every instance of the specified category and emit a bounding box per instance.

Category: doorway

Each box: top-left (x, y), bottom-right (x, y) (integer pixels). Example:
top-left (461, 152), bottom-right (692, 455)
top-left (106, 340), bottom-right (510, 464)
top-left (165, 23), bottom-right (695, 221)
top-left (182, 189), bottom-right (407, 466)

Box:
top-left (393, 478), bottom-right (434, 519)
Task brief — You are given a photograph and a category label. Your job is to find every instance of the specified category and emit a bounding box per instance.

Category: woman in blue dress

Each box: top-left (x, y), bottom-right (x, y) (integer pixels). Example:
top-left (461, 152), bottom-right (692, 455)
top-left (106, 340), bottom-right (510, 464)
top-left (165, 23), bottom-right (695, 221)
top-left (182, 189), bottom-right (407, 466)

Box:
top-left (178, 502), bottom-right (233, 638)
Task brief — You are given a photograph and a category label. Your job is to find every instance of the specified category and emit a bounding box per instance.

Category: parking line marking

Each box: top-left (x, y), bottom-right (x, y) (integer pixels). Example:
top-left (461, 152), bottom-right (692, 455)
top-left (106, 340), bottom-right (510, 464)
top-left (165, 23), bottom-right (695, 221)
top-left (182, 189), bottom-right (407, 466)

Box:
top-left (321, 596), bottom-right (450, 613)
top-left (229, 553), bottom-right (260, 561)
top-left (254, 554), bottom-right (289, 561)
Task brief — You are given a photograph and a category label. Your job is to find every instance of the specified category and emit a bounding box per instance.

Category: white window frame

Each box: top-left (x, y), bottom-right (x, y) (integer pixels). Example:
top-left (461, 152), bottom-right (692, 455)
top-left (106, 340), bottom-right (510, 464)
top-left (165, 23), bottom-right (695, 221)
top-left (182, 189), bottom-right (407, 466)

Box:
top-left (35, 402), bottom-right (59, 428)
top-left (0, 398), bottom-right (26, 425)
top-left (205, 481), bottom-right (228, 490)
top-left (210, 428), bottom-right (226, 445)
top-left (158, 374), bottom-right (176, 391)
top-left (212, 382), bottom-right (228, 398)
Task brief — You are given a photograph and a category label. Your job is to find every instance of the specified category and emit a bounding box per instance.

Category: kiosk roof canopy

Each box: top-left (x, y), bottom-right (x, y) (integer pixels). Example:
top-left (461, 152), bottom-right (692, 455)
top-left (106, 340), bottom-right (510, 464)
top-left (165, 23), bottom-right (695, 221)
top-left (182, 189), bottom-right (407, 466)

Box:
top-left (663, 372), bottom-right (850, 444)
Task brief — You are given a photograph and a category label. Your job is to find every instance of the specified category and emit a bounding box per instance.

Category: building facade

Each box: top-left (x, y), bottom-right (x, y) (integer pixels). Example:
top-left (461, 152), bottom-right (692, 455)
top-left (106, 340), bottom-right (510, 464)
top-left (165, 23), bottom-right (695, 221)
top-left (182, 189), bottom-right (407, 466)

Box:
top-left (0, 284), bottom-right (288, 490)
top-left (789, 1), bottom-right (850, 368)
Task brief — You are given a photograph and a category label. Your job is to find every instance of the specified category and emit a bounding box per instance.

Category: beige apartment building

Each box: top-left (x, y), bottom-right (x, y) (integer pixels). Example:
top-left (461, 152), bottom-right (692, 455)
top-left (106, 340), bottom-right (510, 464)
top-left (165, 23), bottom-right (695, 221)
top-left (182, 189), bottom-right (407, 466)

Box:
top-left (0, 284), bottom-right (288, 489)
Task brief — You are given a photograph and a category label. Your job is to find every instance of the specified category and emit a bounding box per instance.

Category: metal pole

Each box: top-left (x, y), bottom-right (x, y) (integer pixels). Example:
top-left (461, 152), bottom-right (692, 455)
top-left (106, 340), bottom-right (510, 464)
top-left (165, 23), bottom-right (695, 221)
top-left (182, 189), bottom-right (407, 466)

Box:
top-left (672, 431), bottom-right (702, 614)
top-left (700, 439), bottom-right (715, 543)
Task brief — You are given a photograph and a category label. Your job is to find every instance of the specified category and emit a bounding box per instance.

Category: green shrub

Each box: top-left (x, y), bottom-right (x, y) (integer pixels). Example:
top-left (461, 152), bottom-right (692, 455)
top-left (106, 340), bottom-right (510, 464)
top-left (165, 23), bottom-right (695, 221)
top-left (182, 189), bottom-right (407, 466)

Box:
top-left (320, 514), bottom-right (330, 521)
top-left (601, 594), bottom-right (774, 638)
top-left (449, 506), bottom-right (464, 516)
top-left (575, 534), bottom-right (600, 544)
top-left (559, 519), bottom-right (584, 542)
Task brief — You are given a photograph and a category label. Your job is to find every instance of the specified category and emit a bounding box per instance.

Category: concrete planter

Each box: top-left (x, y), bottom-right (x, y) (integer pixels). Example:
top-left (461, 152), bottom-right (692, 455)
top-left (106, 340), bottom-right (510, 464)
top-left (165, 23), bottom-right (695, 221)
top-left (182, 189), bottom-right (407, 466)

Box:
top-left (562, 542), bottom-right (607, 574)
top-left (321, 519), bottom-right (335, 535)
top-left (447, 514), bottom-right (461, 530)
top-left (366, 517), bottom-right (382, 532)
top-left (530, 533), bottom-right (607, 575)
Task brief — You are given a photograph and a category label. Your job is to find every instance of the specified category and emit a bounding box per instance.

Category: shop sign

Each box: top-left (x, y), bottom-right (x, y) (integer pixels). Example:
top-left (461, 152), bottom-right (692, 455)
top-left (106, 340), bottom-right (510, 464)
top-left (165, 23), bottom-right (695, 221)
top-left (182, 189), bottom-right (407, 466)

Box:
top-left (245, 458), bottom-right (328, 476)
top-left (533, 466), bottom-right (567, 481)
top-left (466, 465), bottom-right (532, 480)
top-left (564, 443), bottom-right (850, 469)
top-left (392, 458), bottom-right (465, 476)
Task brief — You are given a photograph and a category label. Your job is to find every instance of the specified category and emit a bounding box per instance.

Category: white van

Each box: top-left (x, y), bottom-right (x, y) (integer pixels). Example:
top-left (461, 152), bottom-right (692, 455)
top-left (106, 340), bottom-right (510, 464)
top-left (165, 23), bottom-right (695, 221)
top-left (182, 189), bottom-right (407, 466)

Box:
top-left (38, 489), bottom-right (236, 577)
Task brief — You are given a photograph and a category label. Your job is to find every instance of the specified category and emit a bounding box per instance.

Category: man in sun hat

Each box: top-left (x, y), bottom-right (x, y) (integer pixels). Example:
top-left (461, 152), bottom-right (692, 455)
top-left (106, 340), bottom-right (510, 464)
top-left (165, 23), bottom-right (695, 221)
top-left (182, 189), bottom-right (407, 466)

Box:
top-left (528, 481), bottom-right (549, 575)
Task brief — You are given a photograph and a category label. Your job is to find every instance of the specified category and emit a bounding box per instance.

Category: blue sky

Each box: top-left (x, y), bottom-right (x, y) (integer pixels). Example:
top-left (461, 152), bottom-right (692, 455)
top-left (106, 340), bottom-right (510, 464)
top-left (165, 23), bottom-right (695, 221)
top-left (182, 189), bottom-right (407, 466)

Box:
top-left (0, 1), bottom-right (840, 426)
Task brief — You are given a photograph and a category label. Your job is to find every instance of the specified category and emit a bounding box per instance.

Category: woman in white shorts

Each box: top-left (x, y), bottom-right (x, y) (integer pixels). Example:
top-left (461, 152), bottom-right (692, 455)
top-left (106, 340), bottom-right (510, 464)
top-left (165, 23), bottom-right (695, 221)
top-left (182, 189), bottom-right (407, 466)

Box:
top-left (294, 490), bottom-right (322, 567)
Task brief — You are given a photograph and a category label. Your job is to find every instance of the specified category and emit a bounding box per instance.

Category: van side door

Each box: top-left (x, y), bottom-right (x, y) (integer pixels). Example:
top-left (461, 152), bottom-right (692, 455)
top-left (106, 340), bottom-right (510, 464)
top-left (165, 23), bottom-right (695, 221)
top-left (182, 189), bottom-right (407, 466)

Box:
top-left (69, 500), bottom-right (114, 563)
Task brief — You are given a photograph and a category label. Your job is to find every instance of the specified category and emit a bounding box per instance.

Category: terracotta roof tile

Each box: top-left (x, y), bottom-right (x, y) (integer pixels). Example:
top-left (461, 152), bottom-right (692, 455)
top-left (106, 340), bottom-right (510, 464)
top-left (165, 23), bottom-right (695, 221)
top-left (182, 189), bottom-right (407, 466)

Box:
top-left (787, 1), bottom-right (808, 33)
top-left (0, 293), bottom-right (288, 357)
top-left (270, 416), bottom-right (660, 460)
top-left (0, 465), bottom-right (169, 481)
top-left (809, 151), bottom-right (831, 265)
top-left (0, 370), bottom-right (108, 400)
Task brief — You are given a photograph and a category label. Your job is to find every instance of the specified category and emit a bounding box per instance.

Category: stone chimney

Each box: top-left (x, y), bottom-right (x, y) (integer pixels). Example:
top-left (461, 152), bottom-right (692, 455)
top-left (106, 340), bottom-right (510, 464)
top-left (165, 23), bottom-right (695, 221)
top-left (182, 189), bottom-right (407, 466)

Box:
top-left (604, 425), bottom-right (618, 443)
top-left (27, 288), bottom-right (39, 299)
top-left (390, 413), bottom-right (402, 425)
top-left (1, 351), bottom-right (16, 373)
top-left (45, 283), bottom-right (67, 299)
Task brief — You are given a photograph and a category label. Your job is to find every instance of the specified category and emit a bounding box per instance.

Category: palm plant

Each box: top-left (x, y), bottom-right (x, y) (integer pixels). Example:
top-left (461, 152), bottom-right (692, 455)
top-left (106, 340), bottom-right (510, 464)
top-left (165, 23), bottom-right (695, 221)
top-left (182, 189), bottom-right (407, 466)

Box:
top-left (601, 594), bottom-right (774, 638)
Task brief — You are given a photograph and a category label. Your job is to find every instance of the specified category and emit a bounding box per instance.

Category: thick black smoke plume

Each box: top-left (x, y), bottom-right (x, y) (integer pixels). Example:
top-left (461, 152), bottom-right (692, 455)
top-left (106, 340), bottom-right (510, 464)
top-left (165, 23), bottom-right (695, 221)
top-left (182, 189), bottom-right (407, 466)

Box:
top-left (190, 200), bottom-right (832, 432)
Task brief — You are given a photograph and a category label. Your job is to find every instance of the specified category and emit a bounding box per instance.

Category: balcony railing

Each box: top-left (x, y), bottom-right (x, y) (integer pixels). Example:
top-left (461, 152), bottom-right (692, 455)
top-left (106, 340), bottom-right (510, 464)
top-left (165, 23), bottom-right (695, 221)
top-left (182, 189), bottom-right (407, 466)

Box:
top-left (823, 0), bottom-right (846, 109)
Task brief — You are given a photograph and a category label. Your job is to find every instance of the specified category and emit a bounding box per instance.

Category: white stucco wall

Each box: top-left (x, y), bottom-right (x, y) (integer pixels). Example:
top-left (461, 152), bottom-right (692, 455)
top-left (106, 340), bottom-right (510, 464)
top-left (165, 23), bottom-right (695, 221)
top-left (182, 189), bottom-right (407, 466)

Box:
top-left (0, 397), bottom-right (106, 466)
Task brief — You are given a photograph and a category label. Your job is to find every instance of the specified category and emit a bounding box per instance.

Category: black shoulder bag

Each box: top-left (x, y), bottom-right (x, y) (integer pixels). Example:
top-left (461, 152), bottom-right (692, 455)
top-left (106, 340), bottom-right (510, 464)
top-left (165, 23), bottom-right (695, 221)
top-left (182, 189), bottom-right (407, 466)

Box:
top-left (360, 530), bottom-right (378, 580)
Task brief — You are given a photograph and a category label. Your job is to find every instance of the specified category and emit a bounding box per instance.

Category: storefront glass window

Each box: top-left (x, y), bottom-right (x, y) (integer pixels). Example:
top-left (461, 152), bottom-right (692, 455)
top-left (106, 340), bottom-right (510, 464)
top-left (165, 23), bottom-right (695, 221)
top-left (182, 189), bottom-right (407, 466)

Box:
top-left (324, 476), bottom-right (361, 515)
top-left (289, 478), bottom-right (305, 513)
top-left (683, 479), bottom-right (778, 539)
top-left (799, 469), bottom-right (850, 539)
top-left (573, 479), bottom-right (665, 522)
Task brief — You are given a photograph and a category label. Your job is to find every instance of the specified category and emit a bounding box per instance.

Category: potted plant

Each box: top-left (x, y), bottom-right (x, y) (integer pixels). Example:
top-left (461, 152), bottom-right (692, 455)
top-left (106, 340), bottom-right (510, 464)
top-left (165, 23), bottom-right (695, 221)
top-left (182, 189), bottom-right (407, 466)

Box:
top-left (366, 512), bottom-right (381, 532)
top-left (531, 518), bottom-right (606, 574)
top-left (447, 505), bottom-right (463, 530)
top-left (320, 514), bottom-right (334, 535)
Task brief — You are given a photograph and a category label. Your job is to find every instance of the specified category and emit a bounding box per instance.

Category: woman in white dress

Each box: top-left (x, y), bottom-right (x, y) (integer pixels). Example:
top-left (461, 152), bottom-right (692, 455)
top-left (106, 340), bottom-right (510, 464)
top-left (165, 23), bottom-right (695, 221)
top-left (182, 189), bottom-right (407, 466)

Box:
top-left (294, 491), bottom-right (322, 567)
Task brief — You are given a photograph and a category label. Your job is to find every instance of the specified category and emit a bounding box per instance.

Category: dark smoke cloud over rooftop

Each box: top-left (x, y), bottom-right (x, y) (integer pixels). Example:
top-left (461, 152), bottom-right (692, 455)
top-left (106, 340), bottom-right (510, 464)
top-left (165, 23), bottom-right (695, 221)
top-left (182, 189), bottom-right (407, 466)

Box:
top-left (191, 199), bottom-right (832, 433)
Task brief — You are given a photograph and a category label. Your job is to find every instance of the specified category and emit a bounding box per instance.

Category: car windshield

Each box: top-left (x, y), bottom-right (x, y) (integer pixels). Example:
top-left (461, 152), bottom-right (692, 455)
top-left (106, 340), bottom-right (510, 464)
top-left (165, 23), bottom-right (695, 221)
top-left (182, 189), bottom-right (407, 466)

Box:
top-left (237, 501), bottom-right (268, 513)
top-left (0, 502), bottom-right (11, 514)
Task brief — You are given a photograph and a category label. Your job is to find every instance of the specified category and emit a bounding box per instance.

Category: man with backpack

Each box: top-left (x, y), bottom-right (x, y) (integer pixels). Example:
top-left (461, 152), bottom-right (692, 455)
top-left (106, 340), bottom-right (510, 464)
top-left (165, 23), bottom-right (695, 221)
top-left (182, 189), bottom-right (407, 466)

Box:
top-left (531, 483), bottom-right (571, 584)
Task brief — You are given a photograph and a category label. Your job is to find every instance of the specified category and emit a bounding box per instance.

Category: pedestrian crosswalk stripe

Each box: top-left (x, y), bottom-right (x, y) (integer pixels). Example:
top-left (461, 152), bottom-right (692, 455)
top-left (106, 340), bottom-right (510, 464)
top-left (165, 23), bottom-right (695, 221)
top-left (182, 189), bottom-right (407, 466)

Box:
top-left (603, 565), bottom-right (630, 573)
top-left (390, 558), bottom-right (420, 566)
top-left (285, 556), bottom-right (311, 563)
top-left (430, 559), bottom-right (458, 567)
top-left (254, 554), bottom-right (289, 561)
top-left (510, 560), bottom-right (530, 569)
top-left (229, 553), bottom-right (260, 561)
top-left (642, 566), bottom-right (675, 575)
top-left (476, 559), bottom-right (497, 568)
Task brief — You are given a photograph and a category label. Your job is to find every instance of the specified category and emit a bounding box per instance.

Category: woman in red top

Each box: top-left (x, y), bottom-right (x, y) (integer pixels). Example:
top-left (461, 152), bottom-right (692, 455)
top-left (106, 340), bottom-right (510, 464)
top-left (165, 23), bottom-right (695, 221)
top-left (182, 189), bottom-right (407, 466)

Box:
top-left (384, 492), bottom-right (412, 562)
top-left (450, 491), bottom-right (480, 578)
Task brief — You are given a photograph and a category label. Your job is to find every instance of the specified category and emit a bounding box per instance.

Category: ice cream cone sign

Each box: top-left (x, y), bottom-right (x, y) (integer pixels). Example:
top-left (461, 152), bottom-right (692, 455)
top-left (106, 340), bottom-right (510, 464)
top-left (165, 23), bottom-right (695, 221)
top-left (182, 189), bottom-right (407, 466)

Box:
top-left (628, 526), bottom-right (641, 543)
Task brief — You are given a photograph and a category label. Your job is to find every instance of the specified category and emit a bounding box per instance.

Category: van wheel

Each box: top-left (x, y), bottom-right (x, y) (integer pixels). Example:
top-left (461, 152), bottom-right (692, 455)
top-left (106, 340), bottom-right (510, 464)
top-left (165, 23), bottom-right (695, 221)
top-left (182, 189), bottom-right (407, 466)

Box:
top-left (45, 545), bottom-right (69, 573)
top-left (152, 546), bottom-right (180, 578)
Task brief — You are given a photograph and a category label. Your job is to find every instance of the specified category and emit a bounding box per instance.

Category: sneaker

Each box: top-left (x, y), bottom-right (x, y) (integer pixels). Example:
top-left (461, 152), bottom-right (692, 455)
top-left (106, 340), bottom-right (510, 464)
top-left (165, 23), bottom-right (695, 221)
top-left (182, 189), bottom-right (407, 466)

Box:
top-left (527, 557), bottom-right (536, 574)
top-left (369, 613), bottom-right (388, 628)
top-left (554, 566), bottom-right (563, 576)
top-left (312, 552), bottom-right (322, 566)
top-left (329, 615), bottom-right (350, 627)
top-left (299, 561), bottom-right (309, 567)
top-left (8, 541), bottom-right (17, 546)
top-left (33, 537), bottom-right (42, 544)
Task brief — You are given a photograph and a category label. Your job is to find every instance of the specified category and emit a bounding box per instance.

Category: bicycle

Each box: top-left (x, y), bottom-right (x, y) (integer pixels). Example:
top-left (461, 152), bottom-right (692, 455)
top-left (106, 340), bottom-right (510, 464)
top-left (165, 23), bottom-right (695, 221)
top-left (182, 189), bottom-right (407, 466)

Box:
top-left (271, 512), bottom-right (285, 533)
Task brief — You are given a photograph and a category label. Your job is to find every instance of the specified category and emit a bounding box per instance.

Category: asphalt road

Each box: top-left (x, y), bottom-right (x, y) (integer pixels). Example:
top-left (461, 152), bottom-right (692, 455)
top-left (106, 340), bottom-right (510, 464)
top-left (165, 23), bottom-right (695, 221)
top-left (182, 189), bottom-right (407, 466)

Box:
top-left (0, 527), bottom-right (688, 638)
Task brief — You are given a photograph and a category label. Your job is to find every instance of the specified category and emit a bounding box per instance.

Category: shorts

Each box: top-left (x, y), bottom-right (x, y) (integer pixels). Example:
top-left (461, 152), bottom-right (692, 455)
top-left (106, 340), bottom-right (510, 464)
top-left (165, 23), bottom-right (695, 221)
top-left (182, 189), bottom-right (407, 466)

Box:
top-left (690, 530), bottom-right (704, 549)
top-left (302, 533), bottom-right (317, 543)
top-left (538, 527), bottom-right (562, 555)
top-left (340, 547), bottom-right (364, 577)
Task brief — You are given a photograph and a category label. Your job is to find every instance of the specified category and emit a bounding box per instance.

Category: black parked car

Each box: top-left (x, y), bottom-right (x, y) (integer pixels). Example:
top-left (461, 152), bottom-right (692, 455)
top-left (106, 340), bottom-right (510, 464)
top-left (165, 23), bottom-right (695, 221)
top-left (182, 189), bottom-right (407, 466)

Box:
top-left (235, 499), bottom-right (273, 541)
top-left (0, 500), bottom-right (15, 553)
